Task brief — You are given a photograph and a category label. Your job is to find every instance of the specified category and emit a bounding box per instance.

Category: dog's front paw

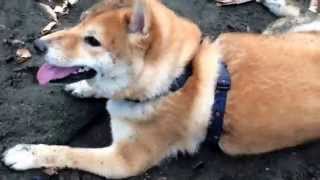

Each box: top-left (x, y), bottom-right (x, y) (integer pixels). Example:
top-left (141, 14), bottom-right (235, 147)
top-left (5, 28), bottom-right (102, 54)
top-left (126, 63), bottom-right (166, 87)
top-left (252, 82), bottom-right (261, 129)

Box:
top-left (64, 80), bottom-right (96, 98)
top-left (2, 144), bottom-right (37, 170)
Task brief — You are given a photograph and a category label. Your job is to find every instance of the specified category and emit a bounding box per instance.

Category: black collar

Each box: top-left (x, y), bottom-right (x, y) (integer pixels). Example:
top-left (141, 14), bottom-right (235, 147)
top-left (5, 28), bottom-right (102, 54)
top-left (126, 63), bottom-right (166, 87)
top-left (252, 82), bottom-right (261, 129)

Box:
top-left (125, 62), bottom-right (193, 103)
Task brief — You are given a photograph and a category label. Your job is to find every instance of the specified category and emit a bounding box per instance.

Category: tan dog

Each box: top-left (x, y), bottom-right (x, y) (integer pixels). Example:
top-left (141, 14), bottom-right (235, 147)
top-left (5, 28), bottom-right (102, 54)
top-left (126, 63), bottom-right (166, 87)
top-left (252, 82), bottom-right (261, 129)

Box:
top-left (2, 0), bottom-right (320, 179)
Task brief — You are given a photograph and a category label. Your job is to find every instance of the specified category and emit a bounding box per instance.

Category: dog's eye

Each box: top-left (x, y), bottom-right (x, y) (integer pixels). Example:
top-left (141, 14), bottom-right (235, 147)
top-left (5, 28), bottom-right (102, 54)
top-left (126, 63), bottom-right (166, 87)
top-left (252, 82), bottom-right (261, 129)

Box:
top-left (84, 36), bottom-right (101, 47)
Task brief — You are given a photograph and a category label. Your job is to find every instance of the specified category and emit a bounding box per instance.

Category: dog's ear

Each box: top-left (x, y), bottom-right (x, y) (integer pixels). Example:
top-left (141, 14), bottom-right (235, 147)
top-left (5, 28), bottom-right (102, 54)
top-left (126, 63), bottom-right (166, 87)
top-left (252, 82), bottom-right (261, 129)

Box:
top-left (128, 0), bottom-right (152, 35)
top-left (80, 0), bottom-right (134, 21)
top-left (108, 0), bottom-right (135, 9)
top-left (126, 0), bottom-right (152, 50)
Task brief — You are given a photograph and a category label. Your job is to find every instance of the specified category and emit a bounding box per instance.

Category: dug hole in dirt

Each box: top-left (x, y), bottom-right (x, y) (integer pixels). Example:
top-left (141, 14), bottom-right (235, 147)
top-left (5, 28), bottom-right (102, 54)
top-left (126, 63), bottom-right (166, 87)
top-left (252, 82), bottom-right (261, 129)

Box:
top-left (1, 0), bottom-right (320, 180)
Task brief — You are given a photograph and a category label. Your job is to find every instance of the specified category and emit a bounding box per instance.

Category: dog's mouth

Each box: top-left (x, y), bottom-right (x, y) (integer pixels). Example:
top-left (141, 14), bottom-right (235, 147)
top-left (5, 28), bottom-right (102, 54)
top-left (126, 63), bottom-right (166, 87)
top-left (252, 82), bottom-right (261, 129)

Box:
top-left (37, 63), bottom-right (97, 86)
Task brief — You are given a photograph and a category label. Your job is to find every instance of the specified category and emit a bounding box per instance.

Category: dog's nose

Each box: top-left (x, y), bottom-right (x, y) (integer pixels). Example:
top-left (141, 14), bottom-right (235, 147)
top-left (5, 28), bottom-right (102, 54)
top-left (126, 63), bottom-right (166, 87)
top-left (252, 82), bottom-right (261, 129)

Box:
top-left (34, 39), bottom-right (48, 54)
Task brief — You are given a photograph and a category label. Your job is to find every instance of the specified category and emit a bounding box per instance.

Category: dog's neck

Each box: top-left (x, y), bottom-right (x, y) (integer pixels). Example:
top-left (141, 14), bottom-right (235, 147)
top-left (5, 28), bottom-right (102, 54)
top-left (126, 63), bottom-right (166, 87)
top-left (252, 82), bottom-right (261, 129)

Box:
top-left (124, 62), bottom-right (193, 103)
top-left (106, 60), bottom-right (194, 121)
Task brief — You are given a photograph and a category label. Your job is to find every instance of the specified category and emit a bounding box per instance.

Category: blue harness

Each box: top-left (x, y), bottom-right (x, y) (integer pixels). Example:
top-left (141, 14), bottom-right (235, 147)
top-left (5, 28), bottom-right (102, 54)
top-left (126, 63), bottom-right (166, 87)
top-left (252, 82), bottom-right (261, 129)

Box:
top-left (208, 63), bottom-right (231, 144)
top-left (171, 62), bottom-right (231, 144)
top-left (126, 61), bottom-right (231, 144)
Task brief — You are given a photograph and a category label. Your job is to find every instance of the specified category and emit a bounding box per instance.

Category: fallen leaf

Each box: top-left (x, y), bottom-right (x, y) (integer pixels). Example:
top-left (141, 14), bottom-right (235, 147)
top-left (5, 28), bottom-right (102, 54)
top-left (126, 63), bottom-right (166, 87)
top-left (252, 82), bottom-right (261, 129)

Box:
top-left (68, 0), bottom-right (79, 6)
top-left (54, 5), bottom-right (69, 15)
top-left (16, 48), bottom-right (32, 64)
top-left (53, 5), bottom-right (64, 13)
top-left (41, 21), bottom-right (57, 35)
top-left (38, 2), bottom-right (58, 22)
top-left (54, 0), bottom-right (69, 15)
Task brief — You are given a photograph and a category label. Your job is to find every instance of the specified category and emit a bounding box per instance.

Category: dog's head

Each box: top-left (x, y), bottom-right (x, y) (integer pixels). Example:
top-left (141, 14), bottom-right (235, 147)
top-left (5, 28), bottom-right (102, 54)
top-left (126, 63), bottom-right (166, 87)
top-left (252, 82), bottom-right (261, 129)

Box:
top-left (36, 0), bottom-right (154, 93)
top-left (35, 0), bottom-right (201, 99)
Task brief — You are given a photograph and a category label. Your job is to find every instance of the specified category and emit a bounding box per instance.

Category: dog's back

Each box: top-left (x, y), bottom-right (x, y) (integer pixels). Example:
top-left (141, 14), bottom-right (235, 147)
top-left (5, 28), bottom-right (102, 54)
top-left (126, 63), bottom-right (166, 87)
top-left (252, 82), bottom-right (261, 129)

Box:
top-left (217, 32), bottom-right (320, 155)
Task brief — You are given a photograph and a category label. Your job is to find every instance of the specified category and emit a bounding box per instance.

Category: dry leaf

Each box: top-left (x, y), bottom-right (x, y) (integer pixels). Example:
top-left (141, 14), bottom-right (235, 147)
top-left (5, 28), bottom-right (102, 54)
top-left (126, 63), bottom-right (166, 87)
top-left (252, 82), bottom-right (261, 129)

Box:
top-left (54, 5), bottom-right (69, 15)
top-left (54, 5), bottom-right (64, 13)
top-left (16, 48), bottom-right (32, 64)
top-left (38, 2), bottom-right (58, 22)
top-left (68, 0), bottom-right (79, 6)
top-left (41, 21), bottom-right (57, 35)
top-left (54, 0), bottom-right (69, 15)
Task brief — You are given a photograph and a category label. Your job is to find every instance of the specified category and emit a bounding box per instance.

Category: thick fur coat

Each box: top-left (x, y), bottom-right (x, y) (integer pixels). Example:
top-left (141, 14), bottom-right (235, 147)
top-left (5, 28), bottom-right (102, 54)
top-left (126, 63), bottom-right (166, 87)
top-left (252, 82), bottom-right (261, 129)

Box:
top-left (2, 0), bottom-right (320, 179)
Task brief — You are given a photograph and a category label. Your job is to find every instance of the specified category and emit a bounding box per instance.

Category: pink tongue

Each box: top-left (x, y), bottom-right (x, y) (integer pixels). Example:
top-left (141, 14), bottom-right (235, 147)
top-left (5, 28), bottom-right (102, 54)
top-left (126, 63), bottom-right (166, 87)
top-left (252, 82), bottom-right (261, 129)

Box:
top-left (37, 63), bottom-right (79, 86)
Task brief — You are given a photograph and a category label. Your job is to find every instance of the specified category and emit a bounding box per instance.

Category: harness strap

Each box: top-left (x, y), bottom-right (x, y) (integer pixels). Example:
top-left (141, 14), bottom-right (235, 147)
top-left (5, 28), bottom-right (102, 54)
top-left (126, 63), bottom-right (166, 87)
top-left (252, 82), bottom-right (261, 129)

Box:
top-left (125, 60), bottom-right (231, 146)
top-left (209, 62), bottom-right (231, 144)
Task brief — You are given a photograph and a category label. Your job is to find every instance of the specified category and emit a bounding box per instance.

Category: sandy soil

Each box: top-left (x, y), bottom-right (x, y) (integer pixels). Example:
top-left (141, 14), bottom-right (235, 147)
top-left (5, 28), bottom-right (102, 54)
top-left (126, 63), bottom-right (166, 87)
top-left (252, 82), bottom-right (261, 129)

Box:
top-left (1, 0), bottom-right (320, 180)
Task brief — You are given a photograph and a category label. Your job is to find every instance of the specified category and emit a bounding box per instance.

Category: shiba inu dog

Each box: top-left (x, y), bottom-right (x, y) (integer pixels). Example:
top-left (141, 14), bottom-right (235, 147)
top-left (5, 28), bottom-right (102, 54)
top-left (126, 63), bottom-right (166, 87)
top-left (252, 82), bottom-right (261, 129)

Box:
top-left (2, 0), bottom-right (320, 179)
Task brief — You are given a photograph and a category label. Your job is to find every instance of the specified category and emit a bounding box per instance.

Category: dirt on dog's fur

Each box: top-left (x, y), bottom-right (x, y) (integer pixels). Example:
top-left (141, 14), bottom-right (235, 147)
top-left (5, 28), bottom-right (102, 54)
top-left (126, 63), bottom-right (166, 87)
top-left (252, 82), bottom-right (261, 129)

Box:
top-left (1, 0), bottom-right (320, 180)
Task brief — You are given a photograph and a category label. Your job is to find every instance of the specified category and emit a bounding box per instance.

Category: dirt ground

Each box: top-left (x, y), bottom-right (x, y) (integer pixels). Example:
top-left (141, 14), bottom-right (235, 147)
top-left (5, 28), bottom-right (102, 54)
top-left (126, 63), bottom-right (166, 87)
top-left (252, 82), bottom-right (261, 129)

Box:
top-left (1, 0), bottom-right (320, 180)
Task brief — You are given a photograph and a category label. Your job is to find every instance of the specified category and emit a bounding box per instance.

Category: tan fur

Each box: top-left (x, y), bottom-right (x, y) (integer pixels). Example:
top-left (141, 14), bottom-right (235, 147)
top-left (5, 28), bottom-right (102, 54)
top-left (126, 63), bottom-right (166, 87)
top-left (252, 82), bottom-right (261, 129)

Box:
top-left (3, 0), bottom-right (320, 179)
top-left (218, 32), bottom-right (320, 155)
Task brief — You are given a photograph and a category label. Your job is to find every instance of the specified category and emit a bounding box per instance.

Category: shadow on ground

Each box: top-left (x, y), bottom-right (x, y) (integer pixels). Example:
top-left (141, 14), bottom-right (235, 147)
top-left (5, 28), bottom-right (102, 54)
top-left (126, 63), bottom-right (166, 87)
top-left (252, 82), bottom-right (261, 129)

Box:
top-left (1, 0), bottom-right (320, 180)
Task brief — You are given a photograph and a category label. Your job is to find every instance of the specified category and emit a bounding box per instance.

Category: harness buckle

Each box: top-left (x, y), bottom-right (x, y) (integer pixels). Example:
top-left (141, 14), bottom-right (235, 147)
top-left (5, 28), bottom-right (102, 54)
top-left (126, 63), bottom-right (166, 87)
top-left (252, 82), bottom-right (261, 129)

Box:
top-left (216, 79), bottom-right (230, 91)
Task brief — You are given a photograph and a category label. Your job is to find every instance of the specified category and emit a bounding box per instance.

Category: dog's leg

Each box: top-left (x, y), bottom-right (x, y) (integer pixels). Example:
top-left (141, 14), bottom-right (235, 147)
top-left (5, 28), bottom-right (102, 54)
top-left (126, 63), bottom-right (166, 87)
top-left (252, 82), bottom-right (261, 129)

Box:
top-left (2, 142), bottom-right (158, 179)
top-left (64, 80), bottom-right (99, 98)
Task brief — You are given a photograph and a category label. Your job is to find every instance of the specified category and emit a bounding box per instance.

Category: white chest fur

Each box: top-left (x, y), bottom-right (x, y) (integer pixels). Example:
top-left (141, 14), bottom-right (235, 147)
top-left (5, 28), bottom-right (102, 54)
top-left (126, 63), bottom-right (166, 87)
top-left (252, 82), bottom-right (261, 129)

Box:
top-left (106, 100), bottom-right (158, 142)
top-left (107, 99), bottom-right (158, 121)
